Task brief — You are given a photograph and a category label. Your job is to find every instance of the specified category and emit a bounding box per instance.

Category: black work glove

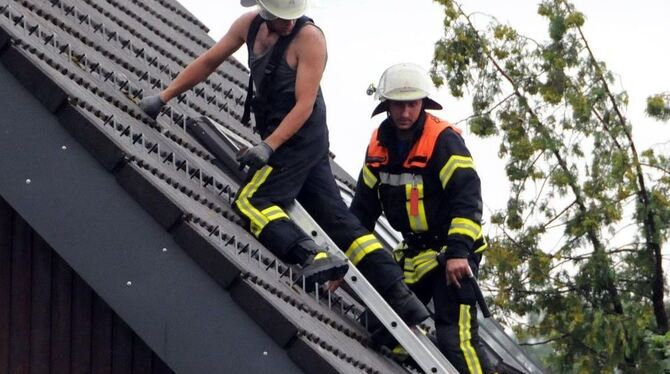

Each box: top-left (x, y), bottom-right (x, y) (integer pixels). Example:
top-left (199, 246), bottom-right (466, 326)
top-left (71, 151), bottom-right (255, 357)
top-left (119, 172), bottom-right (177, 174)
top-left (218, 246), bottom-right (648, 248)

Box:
top-left (236, 142), bottom-right (273, 169)
top-left (139, 94), bottom-right (166, 120)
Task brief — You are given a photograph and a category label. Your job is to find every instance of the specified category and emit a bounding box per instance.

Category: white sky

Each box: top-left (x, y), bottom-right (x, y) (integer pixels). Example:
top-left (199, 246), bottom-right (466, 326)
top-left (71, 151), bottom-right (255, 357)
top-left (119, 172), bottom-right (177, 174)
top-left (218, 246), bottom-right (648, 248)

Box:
top-left (177, 0), bottom-right (670, 218)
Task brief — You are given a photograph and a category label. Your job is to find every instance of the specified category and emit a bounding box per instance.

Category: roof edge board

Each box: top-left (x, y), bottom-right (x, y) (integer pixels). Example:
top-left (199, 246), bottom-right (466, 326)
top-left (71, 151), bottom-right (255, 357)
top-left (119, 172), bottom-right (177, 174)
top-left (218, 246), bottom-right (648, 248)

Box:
top-left (0, 44), bottom-right (68, 113)
top-left (57, 104), bottom-right (127, 171)
top-left (230, 277), bottom-right (300, 347)
top-left (172, 219), bottom-right (242, 289)
top-left (115, 161), bottom-right (184, 230)
top-left (288, 337), bottom-right (342, 374)
top-left (0, 26), bottom-right (8, 51)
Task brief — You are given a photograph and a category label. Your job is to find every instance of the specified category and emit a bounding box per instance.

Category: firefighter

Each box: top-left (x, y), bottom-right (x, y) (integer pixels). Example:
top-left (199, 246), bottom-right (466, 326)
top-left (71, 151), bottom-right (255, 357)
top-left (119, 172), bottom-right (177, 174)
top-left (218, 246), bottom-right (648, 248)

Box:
top-left (350, 63), bottom-right (494, 374)
top-left (139, 1), bottom-right (429, 325)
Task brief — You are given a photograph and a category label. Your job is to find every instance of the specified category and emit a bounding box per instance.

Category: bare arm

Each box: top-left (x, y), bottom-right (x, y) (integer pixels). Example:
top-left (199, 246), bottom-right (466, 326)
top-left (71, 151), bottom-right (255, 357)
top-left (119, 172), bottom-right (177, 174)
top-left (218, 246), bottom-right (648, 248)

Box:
top-left (263, 25), bottom-right (327, 150)
top-left (159, 12), bottom-right (256, 102)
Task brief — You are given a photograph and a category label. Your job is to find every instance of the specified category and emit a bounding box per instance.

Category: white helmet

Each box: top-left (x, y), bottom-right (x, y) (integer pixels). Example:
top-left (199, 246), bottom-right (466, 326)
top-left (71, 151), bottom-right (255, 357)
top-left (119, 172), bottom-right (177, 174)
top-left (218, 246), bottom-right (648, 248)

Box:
top-left (240, 0), bottom-right (307, 20)
top-left (371, 62), bottom-right (443, 117)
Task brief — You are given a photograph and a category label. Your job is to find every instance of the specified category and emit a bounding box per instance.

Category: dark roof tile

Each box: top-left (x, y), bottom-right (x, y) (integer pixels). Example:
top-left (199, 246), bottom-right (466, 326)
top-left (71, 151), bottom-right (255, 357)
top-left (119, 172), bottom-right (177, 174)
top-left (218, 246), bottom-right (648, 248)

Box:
top-left (150, 0), bottom-right (210, 35)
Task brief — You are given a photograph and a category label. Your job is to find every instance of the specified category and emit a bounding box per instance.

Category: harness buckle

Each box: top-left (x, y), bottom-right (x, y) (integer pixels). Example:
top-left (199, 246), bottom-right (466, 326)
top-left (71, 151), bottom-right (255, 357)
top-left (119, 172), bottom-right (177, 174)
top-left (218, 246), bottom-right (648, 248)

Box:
top-left (402, 231), bottom-right (445, 251)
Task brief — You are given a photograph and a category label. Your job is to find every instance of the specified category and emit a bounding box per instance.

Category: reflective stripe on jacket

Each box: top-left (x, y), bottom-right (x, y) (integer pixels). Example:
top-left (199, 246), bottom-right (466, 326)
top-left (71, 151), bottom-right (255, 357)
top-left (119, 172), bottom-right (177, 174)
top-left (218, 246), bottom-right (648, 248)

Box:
top-left (350, 112), bottom-right (485, 284)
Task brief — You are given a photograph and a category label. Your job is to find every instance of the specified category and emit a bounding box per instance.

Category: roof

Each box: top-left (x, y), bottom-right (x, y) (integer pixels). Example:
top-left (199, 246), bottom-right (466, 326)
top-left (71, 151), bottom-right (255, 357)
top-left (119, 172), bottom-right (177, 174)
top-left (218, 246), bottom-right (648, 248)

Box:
top-left (0, 1), bottom-right (410, 373)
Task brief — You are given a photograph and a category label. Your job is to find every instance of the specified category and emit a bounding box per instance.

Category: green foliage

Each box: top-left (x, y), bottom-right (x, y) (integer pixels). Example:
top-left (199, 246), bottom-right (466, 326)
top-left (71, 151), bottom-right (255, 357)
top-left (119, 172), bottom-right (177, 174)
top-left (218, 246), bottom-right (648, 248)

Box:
top-left (564, 11), bottom-right (585, 28)
top-left (505, 197), bottom-right (524, 229)
top-left (646, 332), bottom-right (670, 371)
top-left (432, 0), bottom-right (670, 371)
top-left (646, 93), bottom-right (670, 121)
top-left (548, 16), bottom-right (567, 41)
top-left (468, 115), bottom-right (498, 137)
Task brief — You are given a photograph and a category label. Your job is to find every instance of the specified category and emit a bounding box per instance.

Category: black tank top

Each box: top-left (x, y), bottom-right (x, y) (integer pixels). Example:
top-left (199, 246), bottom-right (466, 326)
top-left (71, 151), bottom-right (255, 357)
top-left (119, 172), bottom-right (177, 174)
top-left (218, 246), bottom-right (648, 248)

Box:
top-left (246, 16), bottom-right (328, 144)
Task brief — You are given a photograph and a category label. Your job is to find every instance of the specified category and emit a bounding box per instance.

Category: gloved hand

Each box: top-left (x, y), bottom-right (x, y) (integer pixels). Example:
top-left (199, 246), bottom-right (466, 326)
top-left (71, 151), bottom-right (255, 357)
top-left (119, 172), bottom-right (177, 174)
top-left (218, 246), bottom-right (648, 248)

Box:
top-left (139, 94), bottom-right (166, 120)
top-left (236, 141), bottom-right (273, 169)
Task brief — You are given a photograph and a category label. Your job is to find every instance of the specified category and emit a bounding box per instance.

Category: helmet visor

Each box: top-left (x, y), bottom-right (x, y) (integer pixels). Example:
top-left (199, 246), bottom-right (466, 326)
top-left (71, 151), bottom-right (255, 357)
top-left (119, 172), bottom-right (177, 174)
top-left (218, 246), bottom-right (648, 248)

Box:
top-left (371, 97), bottom-right (443, 117)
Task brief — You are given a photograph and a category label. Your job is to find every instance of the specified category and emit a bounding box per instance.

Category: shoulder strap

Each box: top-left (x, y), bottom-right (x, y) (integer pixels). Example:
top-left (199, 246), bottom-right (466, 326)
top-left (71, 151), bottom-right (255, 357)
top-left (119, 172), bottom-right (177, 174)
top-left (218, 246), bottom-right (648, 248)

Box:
top-left (404, 114), bottom-right (458, 168)
top-left (241, 15), bottom-right (265, 125)
top-left (241, 16), bottom-right (313, 126)
top-left (245, 15), bottom-right (265, 58)
top-left (365, 128), bottom-right (389, 167)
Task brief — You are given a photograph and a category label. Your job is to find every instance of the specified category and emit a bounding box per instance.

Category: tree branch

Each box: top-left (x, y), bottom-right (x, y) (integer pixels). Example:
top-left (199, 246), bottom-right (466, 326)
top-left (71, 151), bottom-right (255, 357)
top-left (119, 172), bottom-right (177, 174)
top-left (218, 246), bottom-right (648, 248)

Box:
top-left (520, 334), bottom-right (570, 346)
top-left (561, 0), bottom-right (667, 333)
top-left (454, 1), bottom-right (624, 316)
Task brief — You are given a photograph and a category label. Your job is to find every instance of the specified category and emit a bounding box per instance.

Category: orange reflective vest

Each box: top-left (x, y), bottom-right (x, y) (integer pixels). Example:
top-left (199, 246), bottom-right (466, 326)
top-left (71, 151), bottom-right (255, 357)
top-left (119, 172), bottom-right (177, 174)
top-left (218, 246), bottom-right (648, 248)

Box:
top-left (353, 113), bottom-right (484, 264)
top-left (366, 114), bottom-right (462, 169)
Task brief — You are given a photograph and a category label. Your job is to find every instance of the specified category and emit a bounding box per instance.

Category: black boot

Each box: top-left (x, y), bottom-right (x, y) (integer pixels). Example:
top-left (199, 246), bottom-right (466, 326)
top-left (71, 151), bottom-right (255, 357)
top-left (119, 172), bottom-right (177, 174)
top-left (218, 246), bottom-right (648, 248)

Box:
top-left (365, 282), bottom-right (429, 350)
top-left (383, 281), bottom-right (430, 326)
top-left (293, 239), bottom-right (348, 290)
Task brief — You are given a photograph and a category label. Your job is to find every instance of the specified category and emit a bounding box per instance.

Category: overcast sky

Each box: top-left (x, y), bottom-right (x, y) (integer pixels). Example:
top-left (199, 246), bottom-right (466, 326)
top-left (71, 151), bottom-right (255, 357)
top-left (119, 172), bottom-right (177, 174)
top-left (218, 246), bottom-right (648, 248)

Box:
top-left (177, 0), bottom-right (669, 217)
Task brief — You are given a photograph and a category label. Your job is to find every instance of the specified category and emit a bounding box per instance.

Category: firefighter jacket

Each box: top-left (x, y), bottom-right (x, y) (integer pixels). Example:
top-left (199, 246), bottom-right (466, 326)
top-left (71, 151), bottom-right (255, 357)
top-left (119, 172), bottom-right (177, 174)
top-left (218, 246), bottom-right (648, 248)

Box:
top-left (350, 113), bottom-right (486, 284)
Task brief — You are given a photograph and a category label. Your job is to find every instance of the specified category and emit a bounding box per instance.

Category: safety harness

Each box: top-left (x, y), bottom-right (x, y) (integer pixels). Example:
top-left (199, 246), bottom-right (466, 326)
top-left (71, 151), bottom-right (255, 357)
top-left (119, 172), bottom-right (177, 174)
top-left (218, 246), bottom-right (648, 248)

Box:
top-left (241, 15), bottom-right (312, 132)
top-left (366, 114), bottom-right (461, 169)
top-left (367, 114), bottom-right (460, 233)
top-left (366, 115), bottom-right (486, 284)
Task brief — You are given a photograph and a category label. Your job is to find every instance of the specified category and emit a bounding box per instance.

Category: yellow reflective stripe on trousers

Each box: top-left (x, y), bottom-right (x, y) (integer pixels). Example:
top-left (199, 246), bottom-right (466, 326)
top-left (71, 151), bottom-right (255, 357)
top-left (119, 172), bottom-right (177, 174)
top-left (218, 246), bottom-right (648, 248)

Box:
top-left (392, 345), bottom-right (409, 360)
top-left (345, 234), bottom-right (382, 265)
top-left (459, 305), bottom-right (483, 374)
top-left (362, 165), bottom-right (378, 189)
top-left (405, 184), bottom-right (428, 232)
top-left (403, 250), bottom-right (438, 285)
top-left (448, 217), bottom-right (481, 241)
top-left (440, 155), bottom-right (475, 188)
top-left (235, 166), bottom-right (273, 236)
top-left (260, 205), bottom-right (289, 221)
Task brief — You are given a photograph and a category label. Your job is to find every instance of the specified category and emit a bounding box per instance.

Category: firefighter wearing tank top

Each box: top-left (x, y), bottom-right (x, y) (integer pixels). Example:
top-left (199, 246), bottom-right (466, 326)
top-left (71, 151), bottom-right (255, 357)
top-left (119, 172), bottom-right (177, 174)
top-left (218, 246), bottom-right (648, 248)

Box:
top-left (138, 0), bottom-right (429, 329)
top-left (350, 63), bottom-right (495, 374)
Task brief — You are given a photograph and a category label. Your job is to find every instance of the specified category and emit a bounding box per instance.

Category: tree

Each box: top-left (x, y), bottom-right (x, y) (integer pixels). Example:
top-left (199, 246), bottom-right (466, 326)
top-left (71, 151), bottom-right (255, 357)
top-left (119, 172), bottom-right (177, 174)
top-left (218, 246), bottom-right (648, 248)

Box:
top-left (430, 0), bottom-right (670, 371)
top-left (647, 93), bottom-right (670, 122)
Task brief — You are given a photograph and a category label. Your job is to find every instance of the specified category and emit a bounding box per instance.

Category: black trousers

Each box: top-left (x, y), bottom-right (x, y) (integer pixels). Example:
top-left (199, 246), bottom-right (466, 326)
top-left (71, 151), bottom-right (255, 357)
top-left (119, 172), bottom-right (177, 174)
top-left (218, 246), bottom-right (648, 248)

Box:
top-left (233, 133), bottom-right (402, 293)
top-left (411, 253), bottom-right (493, 374)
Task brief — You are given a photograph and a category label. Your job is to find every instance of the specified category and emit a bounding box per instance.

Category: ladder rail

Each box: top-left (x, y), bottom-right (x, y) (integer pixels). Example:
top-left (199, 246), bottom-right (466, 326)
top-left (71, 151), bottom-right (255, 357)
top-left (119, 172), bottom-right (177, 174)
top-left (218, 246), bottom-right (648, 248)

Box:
top-left (288, 203), bottom-right (458, 374)
top-left (194, 117), bottom-right (459, 374)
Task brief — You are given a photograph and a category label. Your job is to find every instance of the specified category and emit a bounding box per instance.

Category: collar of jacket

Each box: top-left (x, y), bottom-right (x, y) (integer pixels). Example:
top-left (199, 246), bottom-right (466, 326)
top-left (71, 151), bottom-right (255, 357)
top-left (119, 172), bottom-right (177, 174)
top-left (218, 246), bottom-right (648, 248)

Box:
top-left (376, 111), bottom-right (427, 153)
